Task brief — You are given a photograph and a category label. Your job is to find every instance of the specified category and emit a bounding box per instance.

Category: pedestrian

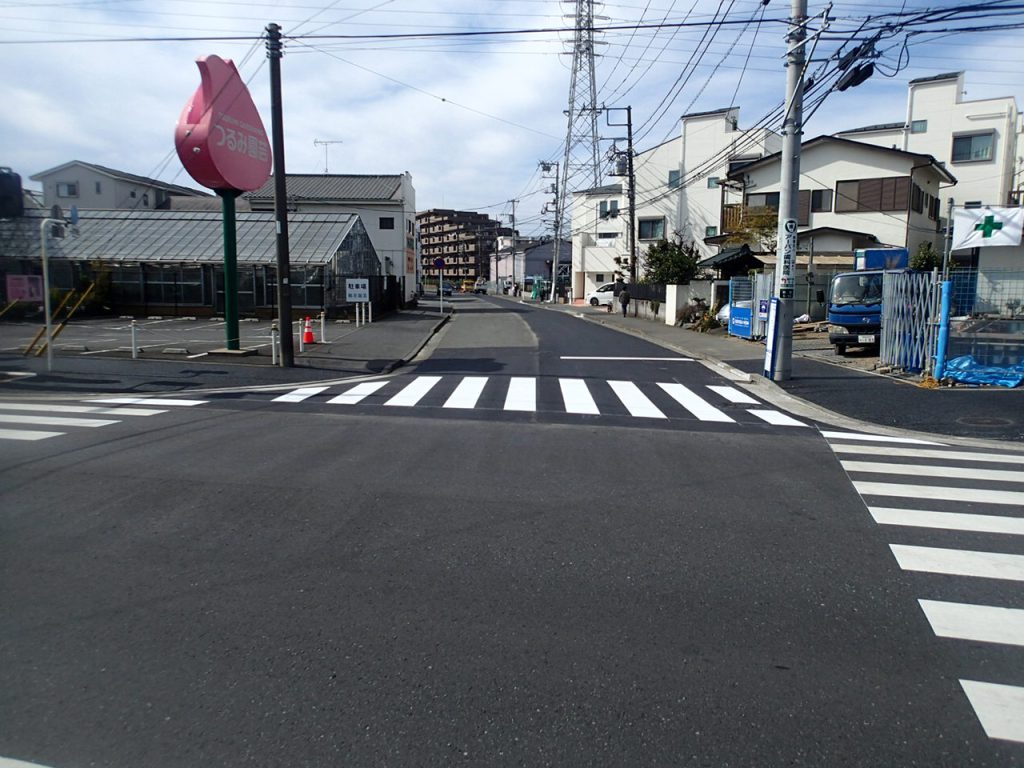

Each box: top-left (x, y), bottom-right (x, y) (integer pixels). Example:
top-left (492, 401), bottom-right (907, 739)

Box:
top-left (619, 285), bottom-right (630, 317)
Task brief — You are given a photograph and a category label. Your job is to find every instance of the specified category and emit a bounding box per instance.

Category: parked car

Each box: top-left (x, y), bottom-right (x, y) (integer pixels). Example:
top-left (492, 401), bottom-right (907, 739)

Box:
top-left (440, 282), bottom-right (454, 297)
top-left (585, 282), bottom-right (615, 306)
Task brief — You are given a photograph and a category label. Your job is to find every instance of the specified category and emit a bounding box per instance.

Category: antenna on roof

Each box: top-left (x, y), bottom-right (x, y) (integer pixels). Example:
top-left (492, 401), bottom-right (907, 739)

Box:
top-left (313, 139), bottom-right (343, 174)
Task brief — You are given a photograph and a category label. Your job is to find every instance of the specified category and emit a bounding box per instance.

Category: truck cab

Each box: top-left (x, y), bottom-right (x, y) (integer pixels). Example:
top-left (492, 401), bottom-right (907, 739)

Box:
top-left (827, 247), bottom-right (908, 356)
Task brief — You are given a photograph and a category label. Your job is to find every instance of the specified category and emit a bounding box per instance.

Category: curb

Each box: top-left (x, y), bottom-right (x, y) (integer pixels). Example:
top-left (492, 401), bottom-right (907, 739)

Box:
top-left (382, 312), bottom-right (452, 374)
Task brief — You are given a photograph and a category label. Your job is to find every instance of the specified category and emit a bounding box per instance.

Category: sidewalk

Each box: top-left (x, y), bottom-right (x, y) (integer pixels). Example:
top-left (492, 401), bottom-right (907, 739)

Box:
top-left (536, 298), bottom-right (1024, 443)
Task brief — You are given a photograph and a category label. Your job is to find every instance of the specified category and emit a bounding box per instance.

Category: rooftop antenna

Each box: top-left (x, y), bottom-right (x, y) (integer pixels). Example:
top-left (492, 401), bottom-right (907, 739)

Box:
top-left (313, 139), bottom-right (343, 173)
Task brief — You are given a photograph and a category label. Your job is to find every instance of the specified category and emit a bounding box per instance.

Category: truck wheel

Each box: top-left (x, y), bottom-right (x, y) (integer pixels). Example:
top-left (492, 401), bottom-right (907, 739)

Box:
top-left (835, 344), bottom-right (846, 356)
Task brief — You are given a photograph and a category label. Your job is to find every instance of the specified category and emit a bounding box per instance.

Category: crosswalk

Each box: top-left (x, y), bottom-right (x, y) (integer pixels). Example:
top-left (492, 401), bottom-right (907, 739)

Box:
top-left (0, 397), bottom-right (208, 443)
top-left (824, 429), bottom-right (1024, 744)
top-left (265, 375), bottom-right (810, 428)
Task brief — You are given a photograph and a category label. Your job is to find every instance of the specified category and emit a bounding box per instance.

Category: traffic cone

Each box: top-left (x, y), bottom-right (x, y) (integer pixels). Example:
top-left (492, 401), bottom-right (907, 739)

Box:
top-left (302, 316), bottom-right (315, 345)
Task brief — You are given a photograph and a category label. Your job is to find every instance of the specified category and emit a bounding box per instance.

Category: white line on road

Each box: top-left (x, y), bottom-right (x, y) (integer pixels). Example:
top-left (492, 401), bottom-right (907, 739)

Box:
top-left (444, 377), bottom-right (488, 409)
top-left (0, 402), bottom-right (166, 417)
top-left (658, 383), bottom-right (733, 422)
top-left (559, 356), bottom-right (694, 361)
top-left (869, 506), bottom-right (1024, 536)
top-left (385, 376), bottom-right (441, 407)
top-left (0, 428), bottom-right (64, 441)
top-left (856, 481), bottom-right (1024, 506)
top-left (843, 460), bottom-right (1024, 484)
top-left (747, 409), bottom-right (808, 427)
top-left (272, 387), bottom-right (329, 403)
top-left (960, 680), bottom-right (1024, 743)
top-left (0, 414), bottom-right (119, 428)
top-left (559, 378), bottom-right (600, 415)
top-left (86, 397), bottom-right (208, 407)
top-left (503, 377), bottom-right (537, 412)
top-left (608, 381), bottom-right (666, 419)
top-left (890, 544), bottom-right (1024, 581)
top-left (706, 385), bottom-right (759, 404)
top-left (821, 430), bottom-right (946, 445)
top-left (327, 381), bottom-right (387, 405)
top-left (919, 600), bottom-right (1024, 647)
top-left (831, 443), bottom-right (1024, 465)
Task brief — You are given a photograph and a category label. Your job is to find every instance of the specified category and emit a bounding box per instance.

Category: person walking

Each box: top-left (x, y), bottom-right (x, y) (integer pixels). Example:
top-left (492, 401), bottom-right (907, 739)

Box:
top-left (618, 285), bottom-right (631, 317)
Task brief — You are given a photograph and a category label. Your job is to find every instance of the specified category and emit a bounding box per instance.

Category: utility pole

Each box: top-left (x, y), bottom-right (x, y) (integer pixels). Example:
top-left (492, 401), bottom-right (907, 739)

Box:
top-left (509, 198), bottom-right (518, 292)
top-left (267, 22), bottom-right (294, 367)
top-left (769, 0), bottom-right (807, 382)
top-left (607, 107), bottom-right (637, 284)
top-left (313, 139), bottom-right (343, 174)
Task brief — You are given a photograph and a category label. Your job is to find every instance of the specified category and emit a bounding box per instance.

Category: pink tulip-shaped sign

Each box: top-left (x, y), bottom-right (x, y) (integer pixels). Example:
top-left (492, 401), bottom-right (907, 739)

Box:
top-left (175, 55), bottom-right (272, 192)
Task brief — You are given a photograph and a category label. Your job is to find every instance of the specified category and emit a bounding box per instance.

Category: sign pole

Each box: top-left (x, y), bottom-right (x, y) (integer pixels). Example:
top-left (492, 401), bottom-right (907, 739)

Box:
top-left (218, 190), bottom-right (241, 350)
top-left (38, 218), bottom-right (55, 372)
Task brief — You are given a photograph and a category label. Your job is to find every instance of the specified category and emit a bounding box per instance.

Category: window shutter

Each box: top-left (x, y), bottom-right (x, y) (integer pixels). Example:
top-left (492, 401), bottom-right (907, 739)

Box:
top-left (797, 190), bottom-right (811, 226)
top-left (859, 178), bottom-right (882, 212)
top-left (835, 181), bottom-right (858, 212)
top-left (893, 177), bottom-right (910, 211)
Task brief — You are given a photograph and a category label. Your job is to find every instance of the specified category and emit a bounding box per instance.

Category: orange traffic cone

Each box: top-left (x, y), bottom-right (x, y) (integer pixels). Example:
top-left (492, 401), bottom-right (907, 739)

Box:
top-left (302, 316), bottom-right (315, 345)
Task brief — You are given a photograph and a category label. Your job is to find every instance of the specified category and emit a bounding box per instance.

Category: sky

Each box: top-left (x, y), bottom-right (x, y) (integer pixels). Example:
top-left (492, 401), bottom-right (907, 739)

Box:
top-left (3, 0), bottom-right (1023, 237)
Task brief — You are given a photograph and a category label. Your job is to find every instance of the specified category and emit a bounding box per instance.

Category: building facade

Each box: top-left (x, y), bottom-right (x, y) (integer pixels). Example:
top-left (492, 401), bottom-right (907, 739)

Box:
top-left (30, 161), bottom-right (210, 211)
top-left (417, 209), bottom-right (508, 286)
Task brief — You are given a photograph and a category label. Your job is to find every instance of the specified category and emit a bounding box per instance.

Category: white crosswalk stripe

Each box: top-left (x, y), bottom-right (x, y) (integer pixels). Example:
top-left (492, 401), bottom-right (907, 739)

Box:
top-left (267, 375), bottom-right (808, 428)
top-left (0, 396), bottom-right (205, 444)
top-left (823, 429), bottom-right (1024, 744)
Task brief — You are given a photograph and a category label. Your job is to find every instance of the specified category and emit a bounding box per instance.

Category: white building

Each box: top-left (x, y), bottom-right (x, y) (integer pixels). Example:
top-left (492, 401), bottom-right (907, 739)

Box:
top-left (722, 135), bottom-right (956, 263)
top-left (836, 72), bottom-right (1023, 212)
top-left (30, 161), bottom-right (210, 211)
top-left (570, 107), bottom-right (780, 298)
top-left (246, 173), bottom-right (418, 303)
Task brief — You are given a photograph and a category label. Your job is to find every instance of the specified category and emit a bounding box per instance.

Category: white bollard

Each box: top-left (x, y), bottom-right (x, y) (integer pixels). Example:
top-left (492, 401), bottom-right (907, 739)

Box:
top-left (320, 311), bottom-right (326, 342)
top-left (297, 319), bottom-right (304, 352)
top-left (368, 302), bottom-right (373, 323)
top-left (131, 319), bottom-right (138, 359)
top-left (271, 328), bottom-right (278, 366)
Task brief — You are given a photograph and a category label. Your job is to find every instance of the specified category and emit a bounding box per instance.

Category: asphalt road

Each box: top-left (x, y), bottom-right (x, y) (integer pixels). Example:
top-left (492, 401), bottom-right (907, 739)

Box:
top-left (1, 297), bottom-right (1021, 767)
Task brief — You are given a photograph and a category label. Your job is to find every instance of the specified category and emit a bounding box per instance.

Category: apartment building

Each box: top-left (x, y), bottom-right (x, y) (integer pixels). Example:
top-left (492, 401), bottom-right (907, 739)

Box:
top-left (417, 209), bottom-right (508, 285)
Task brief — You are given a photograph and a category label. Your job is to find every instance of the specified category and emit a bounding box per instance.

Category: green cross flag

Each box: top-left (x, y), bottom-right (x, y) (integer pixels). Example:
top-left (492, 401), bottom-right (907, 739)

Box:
top-left (952, 206), bottom-right (1024, 250)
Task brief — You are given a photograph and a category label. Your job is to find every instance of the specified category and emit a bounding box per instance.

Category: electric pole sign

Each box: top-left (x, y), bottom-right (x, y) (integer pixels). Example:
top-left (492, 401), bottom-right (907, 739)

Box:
top-left (779, 218), bottom-right (797, 299)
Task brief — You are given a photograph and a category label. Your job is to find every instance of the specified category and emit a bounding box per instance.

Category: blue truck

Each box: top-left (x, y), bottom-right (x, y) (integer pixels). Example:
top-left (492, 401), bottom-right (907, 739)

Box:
top-left (827, 247), bottom-right (909, 356)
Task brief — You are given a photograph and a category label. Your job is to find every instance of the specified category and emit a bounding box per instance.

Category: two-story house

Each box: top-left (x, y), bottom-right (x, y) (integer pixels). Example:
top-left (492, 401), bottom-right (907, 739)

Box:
top-left (30, 161), bottom-right (211, 211)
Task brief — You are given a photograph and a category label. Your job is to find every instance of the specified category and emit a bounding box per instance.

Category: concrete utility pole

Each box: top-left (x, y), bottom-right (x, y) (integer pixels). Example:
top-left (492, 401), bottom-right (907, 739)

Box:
top-left (509, 198), bottom-right (518, 291)
top-left (267, 22), bottom-right (294, 367)
top-left (770, 0), bottom-right (807, 381)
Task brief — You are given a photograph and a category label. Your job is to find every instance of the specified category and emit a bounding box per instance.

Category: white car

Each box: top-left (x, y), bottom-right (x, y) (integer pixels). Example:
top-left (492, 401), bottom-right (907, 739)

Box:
top-left (586, 282), bottom-right (615, 306)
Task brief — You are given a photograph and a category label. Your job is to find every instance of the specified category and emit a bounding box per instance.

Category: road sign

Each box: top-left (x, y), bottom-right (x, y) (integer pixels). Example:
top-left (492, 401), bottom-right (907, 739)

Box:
top-left (433, 257), bottom-right (445, 269)
top-left (346, 278), bottom-right (370, 303)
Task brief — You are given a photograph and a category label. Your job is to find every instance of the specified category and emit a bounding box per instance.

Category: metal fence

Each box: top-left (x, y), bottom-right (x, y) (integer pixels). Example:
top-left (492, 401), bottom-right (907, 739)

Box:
top-left (880, 270), bottom-right (940, 373)
top-left (946, 269), bottom-right (1024, 367)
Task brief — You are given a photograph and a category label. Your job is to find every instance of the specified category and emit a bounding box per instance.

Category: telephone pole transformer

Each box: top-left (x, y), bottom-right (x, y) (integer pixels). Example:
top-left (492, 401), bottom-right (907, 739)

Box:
top-left (550, 0), bottom-right (603, 302)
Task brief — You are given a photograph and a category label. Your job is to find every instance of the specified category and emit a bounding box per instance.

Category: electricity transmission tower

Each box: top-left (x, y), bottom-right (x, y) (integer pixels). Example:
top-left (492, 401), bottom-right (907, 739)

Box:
top-left (550, 0), bottom-right (603, 301)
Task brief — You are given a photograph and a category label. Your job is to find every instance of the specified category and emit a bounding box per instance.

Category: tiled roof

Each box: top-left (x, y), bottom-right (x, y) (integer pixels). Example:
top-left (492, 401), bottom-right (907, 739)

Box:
top-left (0, 209), bottom-right (359, 266)
top-left (244, 175), bottom-right (403, 202)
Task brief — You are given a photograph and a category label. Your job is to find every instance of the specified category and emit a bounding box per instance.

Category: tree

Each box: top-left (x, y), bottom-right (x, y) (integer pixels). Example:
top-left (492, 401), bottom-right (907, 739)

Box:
top-left (910, 241), bottom-right (940, 271)
top-left (639, 236), bottom-right (703, 284)
top-left (724, 206), bottom-right (779, 255)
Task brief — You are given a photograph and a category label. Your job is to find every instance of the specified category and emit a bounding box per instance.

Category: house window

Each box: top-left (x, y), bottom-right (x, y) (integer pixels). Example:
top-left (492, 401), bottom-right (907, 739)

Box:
top-left (142, 193), bottom-right (149, 206)
top-left (728, 157), bottom-right (758, 174)
top-left (668, 170), bottom-right (681, 189)
top-left (56, 182), bottom-right (78, 197)
top-left (834, 177), bottom-right (910, 213)
top-left (379, 216), bottom-right (395, 230)
top-left (811, 189), bottom-right (832, 212)
top-left (705, 226), bottom-right (718, 237)
top-left (910, 120), bottom-right (928, 134)
top-left (707, 177), bottom-right (719, 188)
top-left (745, 192), bottom-right (780, 209)
top-left (94, 181), bottom-right (102, 194)
top-left (130, 190), bottom-right (137, 198)
top-left (964, 201), bottom-right (983, 208)
top-left (597, 232), bottom-right (618, 240)
top-left (638, 218), bottom-right (665, 240)
top-left (595, 274), bottom-right (605, 283)
top-left (952, 132), bottom-right (994, 163)
top-left (599, 200), bottom-right (620, 218)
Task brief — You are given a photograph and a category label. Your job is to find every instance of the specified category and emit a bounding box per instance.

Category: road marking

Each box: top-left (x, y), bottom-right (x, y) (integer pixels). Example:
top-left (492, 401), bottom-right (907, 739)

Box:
top-left (608, 381), bottom-right (666, 419)
top-left (856, 481), bottom-right (1024, 506)
top-left (0, 402), bottom-right (166, 417)
top-left (559, 356), bottom-right (694, 362)
top-left (385, 376), bottom-right (441, 407)
top-left (0, 428), bottom-right (64, 441)
top-left (747, 409), bottom-right (807, 427)
top-left (658, 383), bottom-right (733, 422)
top-left (559, 378), bottom-right (599, 415)
top-left (0, 413), bottom-right (119, 428)
top-left (327, 381), bottom-right (387, 405)
top-left (503, 377), bottom-right (536, 412)
top-left (86, 397), bottom-right (208, 406)
top-left (831, 443), bottom-right (1024, 465)
top-left (272, 386), bottom-right (329, 403)
top-left (960, 681), bottom-right (1024, 743)
top-left (869, 506), bottom-right (1024, 536)
top-left (706, 385), bottom-right (758, 404)
top-left (444, 377), bottom-right (488, 409)
top-left (821, 430), bottom-right (946, 445)
top-left (890, 544), bottom-right (1024, 581)
top-left (842, 460), bottom-right (1024, 484)
top-left (919, 600), bottom-right (1024, 647)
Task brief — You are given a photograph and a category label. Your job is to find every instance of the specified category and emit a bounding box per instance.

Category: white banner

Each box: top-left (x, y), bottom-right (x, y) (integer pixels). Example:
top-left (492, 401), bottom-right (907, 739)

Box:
top-left (951, 206), bottom-right (1024, 250)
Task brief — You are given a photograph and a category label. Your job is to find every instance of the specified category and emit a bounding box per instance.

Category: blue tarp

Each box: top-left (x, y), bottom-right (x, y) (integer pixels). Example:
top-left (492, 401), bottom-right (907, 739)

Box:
top-left (942, 355), bottom-right (1024, 388)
